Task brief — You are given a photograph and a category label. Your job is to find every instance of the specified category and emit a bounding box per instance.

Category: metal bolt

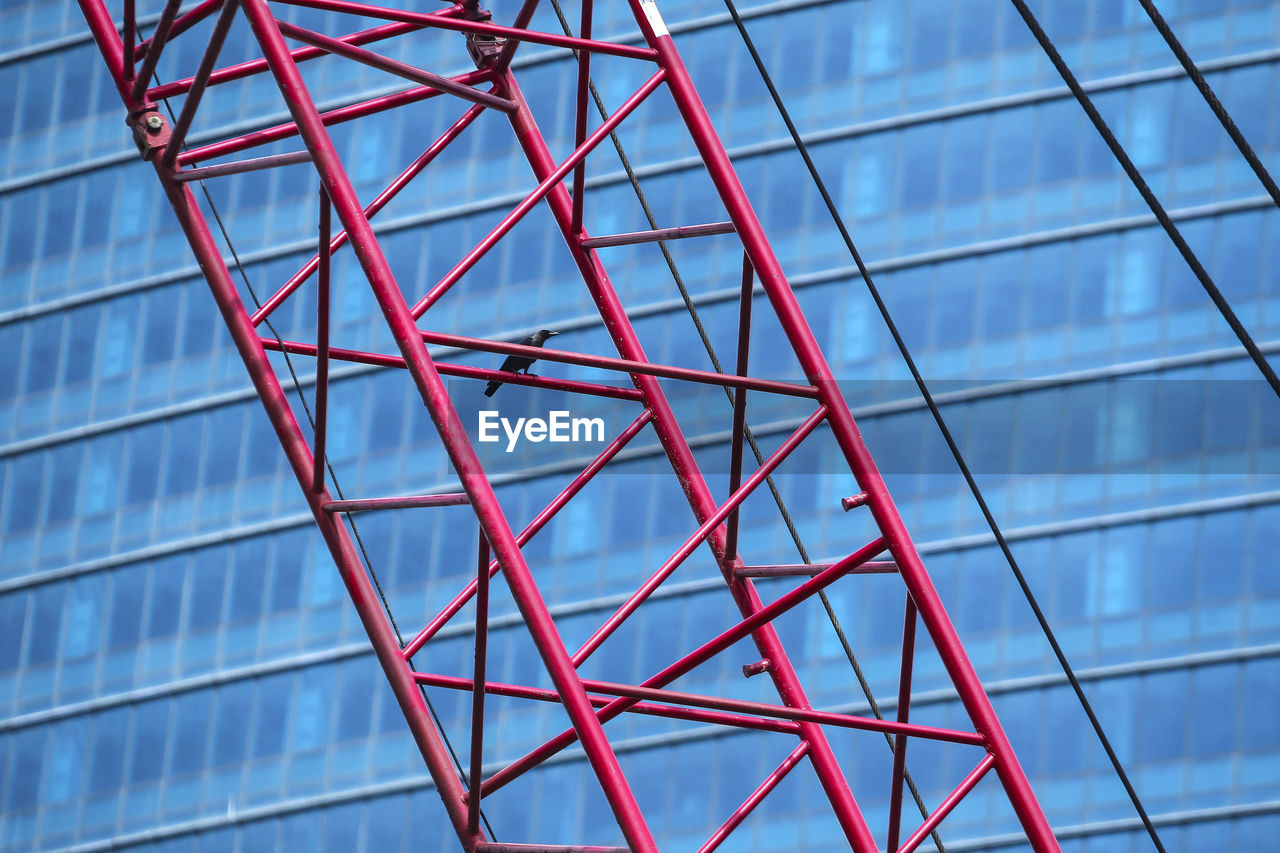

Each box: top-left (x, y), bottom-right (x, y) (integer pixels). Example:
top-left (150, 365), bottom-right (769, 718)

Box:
top-left (841, 491), bottom-right (868, 512)
top-left (145, 115), bottom-right (164, 132)
top-left (742, 659), bottom-right (771, 678)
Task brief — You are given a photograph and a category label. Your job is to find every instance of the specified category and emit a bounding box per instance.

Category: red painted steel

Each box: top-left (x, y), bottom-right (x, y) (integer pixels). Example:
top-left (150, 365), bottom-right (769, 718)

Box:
top-left (76, 0), bottom-right (1060, 847)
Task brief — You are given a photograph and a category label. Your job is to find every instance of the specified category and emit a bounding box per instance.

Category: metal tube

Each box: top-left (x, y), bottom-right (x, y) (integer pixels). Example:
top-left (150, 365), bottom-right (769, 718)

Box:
top-left (322, 493), bottom-right (471, 512)
top-left (467, 530), bottom-right (490, 838)
top-left (415, 671), bottom-right (802, 735)
top-left (273, 0), bottom-right (660, 61)
top-left (135, 0), bottom-right (227, 60)
top-left (419, 329), bottom-right (818, 398)
top-left (565, 676), bottom-right (985, 745)
top-left (74, 0), bottom-right (481, 832)
top-left (733, 561), bottom-right (898, 578)
top-left (579, 220), bottom-right (735, 248)
top-left (569, 0), bottom-right (593, 234)
top-left (476, 840), bottom-right (629, 845)
top-left (250, 104), bottom-right (485, 326)
top-left (122, 0), bottom-right (135, 80)
top-left (259, 336), bottom-right (646, 402)
top-left (274, 20), bottom-right (516, 113)
top-left (480, 537), bottom-right (886, 798)
top-left (491, 0), bottom-right (541, 72)
top-left (897, 754), bottom-right (997, 853)
top-left (237, 5), bottom-right (654, 845)
top-left (401, 408), bottom-right (653, 659)
top-left (410, 69), bottom-right (667, 317)
top-left (129, 0), bottom-right (183, 102)
top-left (177, 70), bottom-right (493, 164)
top-left (173, 150), bottom-right (312, 181)
top-left (886, 595), bottom-right (919, 852)
top-left (570, 407), bottom-right (827, 666)
top-left (149, 16), bottom-right (457, 99)
top-left (629, 3), bottom-right (1057, 847)
top-left (312, 188), bottom-right (331, 494)
top-left (724, 254), bottom-right (753, 560)
top-left (163, 0), bottom-right (240, 166)
top-left (496, 65), bottom-right (876, 851)
top-left (699, 742), bottom-right (809, 853)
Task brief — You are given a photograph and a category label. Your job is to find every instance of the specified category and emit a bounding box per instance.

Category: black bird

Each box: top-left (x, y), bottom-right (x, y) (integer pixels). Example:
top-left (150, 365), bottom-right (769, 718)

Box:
top-left (484, 329), bottom-right (559, 397)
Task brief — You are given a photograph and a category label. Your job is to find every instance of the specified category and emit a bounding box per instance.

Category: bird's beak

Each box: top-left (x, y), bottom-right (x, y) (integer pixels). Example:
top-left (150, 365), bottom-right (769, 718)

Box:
top-left (548, 331), bottom-right (560, 336)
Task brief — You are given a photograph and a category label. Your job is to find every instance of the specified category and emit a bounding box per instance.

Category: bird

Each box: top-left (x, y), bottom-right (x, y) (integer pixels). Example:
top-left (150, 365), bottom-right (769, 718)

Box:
top-left (484, 329), bottom-right (559, 397)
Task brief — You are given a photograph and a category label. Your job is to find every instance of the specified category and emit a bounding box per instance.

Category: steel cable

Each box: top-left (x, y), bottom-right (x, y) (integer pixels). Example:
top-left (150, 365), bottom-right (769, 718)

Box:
top-left (141, 43), bottom-right (497, 840)
top-left (1008, 0), bottom-right (1279, 404)
top-left (1136, 0), bottom-right (1280, 210)
top-left (721, 0), bottom-right (1169, 849)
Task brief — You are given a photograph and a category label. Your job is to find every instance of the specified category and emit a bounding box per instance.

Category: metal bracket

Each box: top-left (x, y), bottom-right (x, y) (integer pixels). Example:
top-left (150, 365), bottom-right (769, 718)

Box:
top-left (463, 8), bottom-right (504, 67)
top-left (127, 110), bottom-right (171, 161)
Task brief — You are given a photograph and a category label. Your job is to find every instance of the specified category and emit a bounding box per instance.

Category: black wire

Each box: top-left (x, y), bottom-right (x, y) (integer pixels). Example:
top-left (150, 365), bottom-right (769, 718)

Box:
top-left (720, 1), bottom-right (1168, 850)
top-left (1008, 0), bottom-right (1279, 406)
top-left (1136, 0), bottom-right (1280, 210)
top-left (142, 43), bottom-right (495, 841)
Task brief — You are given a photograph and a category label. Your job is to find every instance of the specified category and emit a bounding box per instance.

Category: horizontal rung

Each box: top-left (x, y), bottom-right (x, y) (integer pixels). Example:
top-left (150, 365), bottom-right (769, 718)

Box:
top-left (580, 220), bottom-right (736, 248)
top-left (734, 560), bottom-right (897, 578)
top-left (322, 493), bottom-right (470, 512)
top-left (473, 840), bottom-right (627, 845)
top-left (174, 150), bottom-right (312, 180)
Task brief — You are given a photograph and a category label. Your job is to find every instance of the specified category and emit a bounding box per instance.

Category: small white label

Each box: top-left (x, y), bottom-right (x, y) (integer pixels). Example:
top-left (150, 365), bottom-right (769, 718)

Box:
top-left (640, 0), bottom-right (668, 37)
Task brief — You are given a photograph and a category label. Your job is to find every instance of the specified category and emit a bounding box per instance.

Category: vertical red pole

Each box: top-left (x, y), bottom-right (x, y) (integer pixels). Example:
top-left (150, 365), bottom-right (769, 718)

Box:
top-left (468, 528), bottom-right (490, 840)
top-left (77, 3), bottom-right (481, 843)
top-left (312, 188), bottom-right (331, 494)
top-left (569, 0), bottom-right (593, 233)
top-left (492, 68), bottom-right (879, 853)
top-left (626, 2), bottom-right (1059, 847)
top-left (887, 595), bottom-right (918, 852)
top-left (724, 253), bottom-right (752, 561)
top-left (233, 3), bottom-right (656, 848)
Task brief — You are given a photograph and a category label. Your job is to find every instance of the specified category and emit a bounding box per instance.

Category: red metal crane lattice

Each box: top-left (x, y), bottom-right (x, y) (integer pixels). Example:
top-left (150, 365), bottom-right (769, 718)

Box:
top-left (77, 0), bottom-right (1061, 849)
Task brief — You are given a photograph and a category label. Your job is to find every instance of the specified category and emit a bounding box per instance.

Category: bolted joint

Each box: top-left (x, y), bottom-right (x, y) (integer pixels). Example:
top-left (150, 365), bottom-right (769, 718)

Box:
top-left (466, 31), bottom-right (505, 67)
top-left (461, 6), bottom-right (505, 67)
top-left (742, 659), bottom-right (771, 678)
top-left (127, 109), bottom-right (171, 161)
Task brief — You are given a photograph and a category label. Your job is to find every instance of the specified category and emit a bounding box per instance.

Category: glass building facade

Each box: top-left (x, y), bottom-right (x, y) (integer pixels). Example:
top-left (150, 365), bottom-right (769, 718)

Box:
top-left (3, 0), bottom-right (1280, 849)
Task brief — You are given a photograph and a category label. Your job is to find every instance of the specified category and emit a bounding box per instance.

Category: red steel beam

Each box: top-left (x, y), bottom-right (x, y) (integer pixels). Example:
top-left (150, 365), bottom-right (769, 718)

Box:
top-left (468, 530), bottom-right (491, 837)
top-left (249, 103), bottom-right (485, 326)
top-left (76, 2), bottom-right (484, 843)
top-left (898, 754), bottom-right (997, 853)
top-left (887, 595), bottom-right (919, 852)
top-left (273, 0), bottom-right (660, 61)
top-left (493, 64), bottom-right (879, 851)
top-left (570, 406), bottom-right (828, 666)
top-left (626, 1), bottom-right (1059, 847)
top-left (402, 408), bottom-right (654, 658)
top-left (176, 69), bottom-right (494, 164)
top-left (274, 19), bottom-right (516, 113)
top-left (418, 329), bottom-right (819, 398)
top-left (162, 0), bottom-right (240, 165)
top-left (74, 0), bottom-right (1060, 845)
top-left (235, 3), bottom-right (655, 845)
top-left (409, 69), bottom-right (666, 317)
top-left (478, 538), bottom-right (887, 799)
top-left (260, 336), bottom-right (647, 402)
top-left (415, 672), bottom-right (803, 736)
top-left (148, 15), bottom-right (461, 99)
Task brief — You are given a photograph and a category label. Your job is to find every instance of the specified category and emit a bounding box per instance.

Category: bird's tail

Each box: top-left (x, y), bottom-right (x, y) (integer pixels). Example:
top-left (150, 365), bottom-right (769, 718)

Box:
top-left (484, 381), bottom-right (500, 397)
